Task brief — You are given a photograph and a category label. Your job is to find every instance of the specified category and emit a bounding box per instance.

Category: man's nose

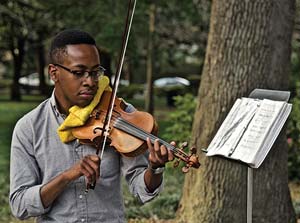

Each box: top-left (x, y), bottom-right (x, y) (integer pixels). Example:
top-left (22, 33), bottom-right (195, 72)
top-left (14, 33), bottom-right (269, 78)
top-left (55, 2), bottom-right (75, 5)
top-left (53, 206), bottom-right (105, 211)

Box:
top-left (83, 75), bottom-right (97, 87)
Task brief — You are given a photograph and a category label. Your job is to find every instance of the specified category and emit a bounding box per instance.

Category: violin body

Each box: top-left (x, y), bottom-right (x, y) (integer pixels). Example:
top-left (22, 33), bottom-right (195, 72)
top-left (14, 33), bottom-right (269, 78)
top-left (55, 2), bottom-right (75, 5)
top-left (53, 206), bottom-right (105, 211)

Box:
top-left (72, 91), bottom-right (156, 156)
top-left (72, 90), bottom-right (200, 171)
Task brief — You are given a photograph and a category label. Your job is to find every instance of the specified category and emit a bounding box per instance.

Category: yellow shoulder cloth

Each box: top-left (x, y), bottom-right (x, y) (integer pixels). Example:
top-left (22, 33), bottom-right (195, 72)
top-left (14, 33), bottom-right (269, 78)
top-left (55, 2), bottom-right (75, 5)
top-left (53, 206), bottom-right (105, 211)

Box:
top-left (57, 75), bottom-right (111, 143)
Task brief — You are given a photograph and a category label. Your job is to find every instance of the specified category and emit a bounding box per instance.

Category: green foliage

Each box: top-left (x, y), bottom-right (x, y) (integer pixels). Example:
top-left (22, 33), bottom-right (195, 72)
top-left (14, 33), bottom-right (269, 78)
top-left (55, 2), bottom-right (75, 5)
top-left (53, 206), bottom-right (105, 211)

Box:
top-left (0, 79), bottom-right (11, 89)
top-left (0, 0), bottom-right (210, 87)
top-left (287, 81), bottom-right (300, 180)
top-left (0, 100), bottom-right (41, 222)
top-left (162, 93), bottom-right (196, 144)
top-left (290, 40), bottom-right (300, 90)
top-left (118, 84), bottom-right (144, 99)
top-left (155, 85), bottom-right (189, 97)
top-left (295, 201), bottom-right (300, 220)
top-left (124, 166), bottom-right (184, 220)
top-left (287, 37), bottom-right (300, 181)
top-left (154, 85), bottom-right (191, 107)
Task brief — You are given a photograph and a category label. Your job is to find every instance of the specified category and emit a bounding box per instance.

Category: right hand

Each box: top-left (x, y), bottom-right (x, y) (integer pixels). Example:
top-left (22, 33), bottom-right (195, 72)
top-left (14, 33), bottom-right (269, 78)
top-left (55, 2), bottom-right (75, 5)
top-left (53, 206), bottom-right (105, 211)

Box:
top-left (40, 155), bottom-right (100, 208)
top-left (66, 155), bottom-right (100, 184)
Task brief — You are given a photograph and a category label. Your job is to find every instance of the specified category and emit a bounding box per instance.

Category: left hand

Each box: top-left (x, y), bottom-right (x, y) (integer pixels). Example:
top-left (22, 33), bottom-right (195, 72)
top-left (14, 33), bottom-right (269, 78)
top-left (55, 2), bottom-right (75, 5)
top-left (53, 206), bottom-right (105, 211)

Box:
top-left (147, 138), bottom-right (174, 168)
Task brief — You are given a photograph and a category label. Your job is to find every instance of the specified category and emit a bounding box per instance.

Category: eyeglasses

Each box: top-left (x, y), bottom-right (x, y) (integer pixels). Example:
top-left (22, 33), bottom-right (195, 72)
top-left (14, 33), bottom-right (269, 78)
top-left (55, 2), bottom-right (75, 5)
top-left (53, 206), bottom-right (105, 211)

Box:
top-left (54, 63), bottom-right (105, 80)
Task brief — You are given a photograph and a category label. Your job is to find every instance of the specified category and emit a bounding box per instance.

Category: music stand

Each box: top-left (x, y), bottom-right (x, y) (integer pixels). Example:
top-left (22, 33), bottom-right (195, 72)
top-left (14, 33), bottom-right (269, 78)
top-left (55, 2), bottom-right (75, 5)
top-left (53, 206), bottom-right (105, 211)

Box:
top-left (247, 88), bottom-right (290, 223)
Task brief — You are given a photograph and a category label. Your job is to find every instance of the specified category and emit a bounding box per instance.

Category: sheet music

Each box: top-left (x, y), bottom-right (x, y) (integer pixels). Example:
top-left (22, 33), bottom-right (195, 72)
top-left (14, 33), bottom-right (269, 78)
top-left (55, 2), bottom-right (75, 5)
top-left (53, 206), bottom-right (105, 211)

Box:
top-left (230, 99), bottom-right (285, 165)
top-left (205, 95), bottom-right (292, 168)
top-left (250, 103), bottom-right (292, 167)
top-left (206, 98), bottom-right (259, 156)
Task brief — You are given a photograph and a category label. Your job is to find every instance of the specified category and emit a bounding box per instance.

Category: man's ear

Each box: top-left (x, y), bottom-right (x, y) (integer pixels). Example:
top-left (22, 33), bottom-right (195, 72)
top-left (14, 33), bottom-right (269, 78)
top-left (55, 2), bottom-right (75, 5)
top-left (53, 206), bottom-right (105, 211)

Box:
top-left (48, 64), bottom-right (58, 82)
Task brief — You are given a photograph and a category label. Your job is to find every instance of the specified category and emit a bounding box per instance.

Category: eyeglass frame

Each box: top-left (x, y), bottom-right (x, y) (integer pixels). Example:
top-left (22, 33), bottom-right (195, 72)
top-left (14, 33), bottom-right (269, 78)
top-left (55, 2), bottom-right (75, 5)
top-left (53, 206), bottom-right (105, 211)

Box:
top-left (53, 63), bottom-right (106, 80)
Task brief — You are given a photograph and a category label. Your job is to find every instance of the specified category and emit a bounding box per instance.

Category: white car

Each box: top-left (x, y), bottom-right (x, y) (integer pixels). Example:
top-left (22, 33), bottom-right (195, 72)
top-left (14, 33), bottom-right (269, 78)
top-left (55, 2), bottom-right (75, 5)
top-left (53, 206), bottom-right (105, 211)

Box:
top-left (154, 77), bottom-right (190, 88)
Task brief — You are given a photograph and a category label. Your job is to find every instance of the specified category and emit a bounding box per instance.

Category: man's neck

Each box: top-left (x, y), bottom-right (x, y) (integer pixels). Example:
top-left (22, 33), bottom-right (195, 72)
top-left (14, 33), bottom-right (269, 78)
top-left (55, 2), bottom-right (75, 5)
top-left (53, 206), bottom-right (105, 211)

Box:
top-left (53, 91), bottom-right (70, 115)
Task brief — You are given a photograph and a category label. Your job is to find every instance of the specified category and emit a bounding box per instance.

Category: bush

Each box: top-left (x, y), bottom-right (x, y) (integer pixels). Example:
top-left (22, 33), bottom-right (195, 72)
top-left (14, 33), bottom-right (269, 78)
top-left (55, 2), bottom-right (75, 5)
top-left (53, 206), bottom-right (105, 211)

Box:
top-left (124, 166), bottom-right (184, 220)
top-left (155, 85), bottom-right (190, 107)
top-left (287, 81), bottom-right (300, 180)
top-left (118, 84), bottom-right (144, 99)
top-left (162, 93), bottom-right (197, 144)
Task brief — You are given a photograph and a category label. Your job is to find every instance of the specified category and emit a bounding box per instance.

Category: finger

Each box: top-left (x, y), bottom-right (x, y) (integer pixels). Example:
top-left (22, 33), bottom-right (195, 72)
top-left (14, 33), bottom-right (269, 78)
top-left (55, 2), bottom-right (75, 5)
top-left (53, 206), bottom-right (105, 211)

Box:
top-left (168, 141), bottom-right (176, 161)
top-left (90, 155), bottom-right (100, 163)
top-left (83, 156), bottom-right (99, 171)
top-left (170, 141), bottom-right (176, 146)
top-left (159, 144), bottom-right (168, 159)
top-left (81, 160), bottom-right (95, 183)
top-left (89, 155), bottom-right (101, 181)
top-left (147, 137), bottom-right (155, 156)
top-left (149, 141), bottom-right (164, 166)
top-left (168, 149), bottom-right (175, 161)
top-left (147, 137), bottom-right (158, 165)
top-left (79, 166), bottom-right (90, 178)
top-left (153, 139), bottom-right (161, 157)
top-left (82, 156), bottom-right (99, 183)
top-left (80, 164), bottom-right (94, 184)
top-left (158, 144), bottom-right (173, 164)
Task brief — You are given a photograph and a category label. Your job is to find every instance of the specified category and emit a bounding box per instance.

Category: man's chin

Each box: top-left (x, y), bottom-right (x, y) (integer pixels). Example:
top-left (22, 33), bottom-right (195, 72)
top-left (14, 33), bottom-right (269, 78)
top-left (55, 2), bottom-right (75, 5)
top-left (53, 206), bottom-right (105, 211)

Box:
top-left (76, 99), bottom-right (94, 108)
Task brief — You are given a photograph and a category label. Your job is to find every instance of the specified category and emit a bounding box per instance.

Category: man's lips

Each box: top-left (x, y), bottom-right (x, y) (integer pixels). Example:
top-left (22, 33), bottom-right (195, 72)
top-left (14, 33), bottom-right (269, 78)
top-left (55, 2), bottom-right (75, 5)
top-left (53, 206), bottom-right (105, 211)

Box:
top-left (79, 90), bottom-right (96, 98)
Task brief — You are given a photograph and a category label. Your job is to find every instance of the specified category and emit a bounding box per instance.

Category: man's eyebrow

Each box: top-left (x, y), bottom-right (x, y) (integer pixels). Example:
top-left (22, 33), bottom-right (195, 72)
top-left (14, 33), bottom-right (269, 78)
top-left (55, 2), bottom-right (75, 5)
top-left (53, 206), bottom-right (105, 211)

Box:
top-left (73, 64), bottom-right (101, 69)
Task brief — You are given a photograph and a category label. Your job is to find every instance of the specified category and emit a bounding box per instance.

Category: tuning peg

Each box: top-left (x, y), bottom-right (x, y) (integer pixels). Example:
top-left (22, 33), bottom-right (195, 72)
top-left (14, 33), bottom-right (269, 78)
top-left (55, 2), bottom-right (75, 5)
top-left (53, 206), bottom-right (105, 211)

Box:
top-left (190, 147), bottom-right (197, 155)
top-left (180, 142), bottom-right (188, 149)
top-left (182, 165), bottom-right (190, 173)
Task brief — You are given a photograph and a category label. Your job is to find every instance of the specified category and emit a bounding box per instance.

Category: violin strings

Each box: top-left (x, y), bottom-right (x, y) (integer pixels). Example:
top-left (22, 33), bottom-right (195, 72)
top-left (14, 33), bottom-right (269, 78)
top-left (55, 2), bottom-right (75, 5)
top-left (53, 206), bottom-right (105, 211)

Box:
top-left (114, 118), bottom-right (165, 144)
top-left (95, 112), bottom-right (190, 159)
top-left (113, 117), bottom-right (189, 159)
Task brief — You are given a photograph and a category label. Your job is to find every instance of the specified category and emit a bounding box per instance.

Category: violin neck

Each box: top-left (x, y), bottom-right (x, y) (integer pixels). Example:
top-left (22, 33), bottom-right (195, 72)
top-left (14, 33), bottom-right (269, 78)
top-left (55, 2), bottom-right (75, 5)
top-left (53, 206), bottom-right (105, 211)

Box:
top-left (114, 118), bottom-right (190, 161)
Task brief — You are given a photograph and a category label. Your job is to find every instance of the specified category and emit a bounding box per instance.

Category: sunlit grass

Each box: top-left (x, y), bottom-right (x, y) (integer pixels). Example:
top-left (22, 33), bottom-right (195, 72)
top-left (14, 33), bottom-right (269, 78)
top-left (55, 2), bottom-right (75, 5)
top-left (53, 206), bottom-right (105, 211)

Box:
top-left (0, 98), bottom-right (43, 222)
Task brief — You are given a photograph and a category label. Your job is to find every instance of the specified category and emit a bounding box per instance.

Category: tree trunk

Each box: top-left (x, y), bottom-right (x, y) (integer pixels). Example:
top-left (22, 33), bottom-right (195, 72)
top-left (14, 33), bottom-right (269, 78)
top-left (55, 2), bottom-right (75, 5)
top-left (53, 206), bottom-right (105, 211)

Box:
top-left (10, 37), bottom-right (25, 101)
top-left (99, 48), bottom-right (112, 77)
top-left (145, 3), bottom-right (156, 114)
top-left (177, 0), bottom-right (296, 222)
top-left (36, 36), bottom-right (47, 95)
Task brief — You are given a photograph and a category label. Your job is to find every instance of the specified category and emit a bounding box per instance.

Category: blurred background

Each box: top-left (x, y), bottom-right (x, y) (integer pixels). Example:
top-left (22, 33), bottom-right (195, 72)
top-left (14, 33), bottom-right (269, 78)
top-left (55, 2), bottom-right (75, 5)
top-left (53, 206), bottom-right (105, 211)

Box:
top-left (1, 0), bottom-right (300, 222)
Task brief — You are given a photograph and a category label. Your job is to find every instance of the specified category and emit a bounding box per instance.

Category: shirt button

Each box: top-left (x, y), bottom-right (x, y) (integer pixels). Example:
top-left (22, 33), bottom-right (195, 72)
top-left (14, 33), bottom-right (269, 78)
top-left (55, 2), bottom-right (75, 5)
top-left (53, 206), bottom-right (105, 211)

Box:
top-left (81, 218), bottom-right (85, 222)
top-left (75, 148), bottom-right (79, 152)
top-left (79, 195), bottom-right (83, 199)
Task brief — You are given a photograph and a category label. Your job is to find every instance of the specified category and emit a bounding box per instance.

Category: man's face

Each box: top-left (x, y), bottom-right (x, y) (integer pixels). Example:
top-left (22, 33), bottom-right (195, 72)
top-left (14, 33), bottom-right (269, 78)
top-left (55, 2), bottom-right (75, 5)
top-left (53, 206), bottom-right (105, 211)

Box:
top-left (50, 44), bottom-right (100, 113)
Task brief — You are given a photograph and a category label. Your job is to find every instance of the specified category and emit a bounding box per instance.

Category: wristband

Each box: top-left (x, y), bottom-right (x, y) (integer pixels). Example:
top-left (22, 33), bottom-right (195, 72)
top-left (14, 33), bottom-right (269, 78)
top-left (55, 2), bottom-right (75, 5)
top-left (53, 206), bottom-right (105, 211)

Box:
top-left (148, 164), bottom-right (165, 175)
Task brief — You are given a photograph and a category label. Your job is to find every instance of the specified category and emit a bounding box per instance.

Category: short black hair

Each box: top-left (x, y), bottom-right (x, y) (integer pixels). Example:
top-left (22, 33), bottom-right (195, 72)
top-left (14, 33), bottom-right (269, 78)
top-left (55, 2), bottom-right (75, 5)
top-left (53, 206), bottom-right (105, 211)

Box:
top-left (49, 29), bottom-right (96, 64)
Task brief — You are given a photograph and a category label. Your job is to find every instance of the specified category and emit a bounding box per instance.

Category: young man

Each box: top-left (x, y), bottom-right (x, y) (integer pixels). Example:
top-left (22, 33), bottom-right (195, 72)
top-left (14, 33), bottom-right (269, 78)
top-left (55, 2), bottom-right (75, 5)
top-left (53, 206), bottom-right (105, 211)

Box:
top-left (10, 29), bottom-right (174, 223)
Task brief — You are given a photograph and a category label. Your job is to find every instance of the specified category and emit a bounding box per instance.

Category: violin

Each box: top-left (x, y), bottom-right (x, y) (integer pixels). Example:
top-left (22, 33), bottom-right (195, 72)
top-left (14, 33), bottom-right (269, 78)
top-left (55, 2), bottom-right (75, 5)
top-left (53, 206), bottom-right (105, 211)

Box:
top-left (72, 90), bottom-right (200, 172)
top-left (72, 0), bottom-right (199, 192)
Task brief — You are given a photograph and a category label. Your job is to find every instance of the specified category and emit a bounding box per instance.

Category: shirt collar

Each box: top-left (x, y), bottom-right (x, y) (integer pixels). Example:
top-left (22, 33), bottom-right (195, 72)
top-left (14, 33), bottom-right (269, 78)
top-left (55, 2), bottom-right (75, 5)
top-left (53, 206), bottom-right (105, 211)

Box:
top-left (49, 90), bottom-right (67, 119)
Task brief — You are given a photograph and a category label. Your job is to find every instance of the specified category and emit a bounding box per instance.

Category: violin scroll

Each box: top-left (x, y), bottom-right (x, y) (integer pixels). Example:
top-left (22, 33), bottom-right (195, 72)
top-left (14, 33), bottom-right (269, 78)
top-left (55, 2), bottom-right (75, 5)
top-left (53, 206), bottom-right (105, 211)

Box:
top-left (172, 142), bottom-right (200, 173)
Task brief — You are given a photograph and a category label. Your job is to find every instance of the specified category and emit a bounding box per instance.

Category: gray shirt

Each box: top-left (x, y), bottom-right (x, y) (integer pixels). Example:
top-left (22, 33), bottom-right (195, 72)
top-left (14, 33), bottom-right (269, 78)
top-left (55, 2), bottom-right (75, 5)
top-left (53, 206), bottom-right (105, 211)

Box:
top-left (9, 93), bottom-right (162, 223)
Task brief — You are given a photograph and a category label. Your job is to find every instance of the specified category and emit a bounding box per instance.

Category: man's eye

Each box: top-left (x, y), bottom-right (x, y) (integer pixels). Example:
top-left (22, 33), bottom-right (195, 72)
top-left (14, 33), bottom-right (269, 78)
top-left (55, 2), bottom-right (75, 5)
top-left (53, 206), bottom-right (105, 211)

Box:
top-left (73, 71), bottom-right (85, 77)
top-left (90, 71), bottom-right (99, 76)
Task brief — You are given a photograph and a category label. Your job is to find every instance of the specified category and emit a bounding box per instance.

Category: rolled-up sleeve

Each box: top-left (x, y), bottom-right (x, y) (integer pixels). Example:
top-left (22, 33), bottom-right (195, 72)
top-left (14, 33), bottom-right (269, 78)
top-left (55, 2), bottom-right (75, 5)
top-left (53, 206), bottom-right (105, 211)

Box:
top-left (121, 152), bottom-right (163, 204)
top-left (9, 119), bottom-right (50, 219)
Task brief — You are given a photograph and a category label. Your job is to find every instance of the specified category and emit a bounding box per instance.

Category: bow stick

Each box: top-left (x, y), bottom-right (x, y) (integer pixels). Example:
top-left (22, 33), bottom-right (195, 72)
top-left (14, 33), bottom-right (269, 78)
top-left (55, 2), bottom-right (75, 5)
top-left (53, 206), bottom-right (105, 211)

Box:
top-left (86, 0), bottom-right (137, 192)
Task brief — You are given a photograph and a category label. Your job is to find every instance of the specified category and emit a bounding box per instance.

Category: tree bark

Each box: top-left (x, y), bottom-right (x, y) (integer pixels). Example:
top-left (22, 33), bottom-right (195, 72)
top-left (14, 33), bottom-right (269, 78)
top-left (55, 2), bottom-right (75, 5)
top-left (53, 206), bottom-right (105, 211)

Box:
top-left (145, 3), bottom-right (156, 114)
top-left (99, 47), bottom-right (112, 77)
top-left (177, 0), bottom-right (296, 222)
top-left (36, 35), bottom-right (47, 95)
top-left (10, 37), bottom-right (25, 101)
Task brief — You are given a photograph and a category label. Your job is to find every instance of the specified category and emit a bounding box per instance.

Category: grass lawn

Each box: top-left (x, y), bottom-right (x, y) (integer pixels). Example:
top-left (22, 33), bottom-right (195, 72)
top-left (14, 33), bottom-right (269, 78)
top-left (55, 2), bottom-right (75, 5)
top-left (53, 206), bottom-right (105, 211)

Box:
top-left (0, 95), bottom-right (46, 222)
